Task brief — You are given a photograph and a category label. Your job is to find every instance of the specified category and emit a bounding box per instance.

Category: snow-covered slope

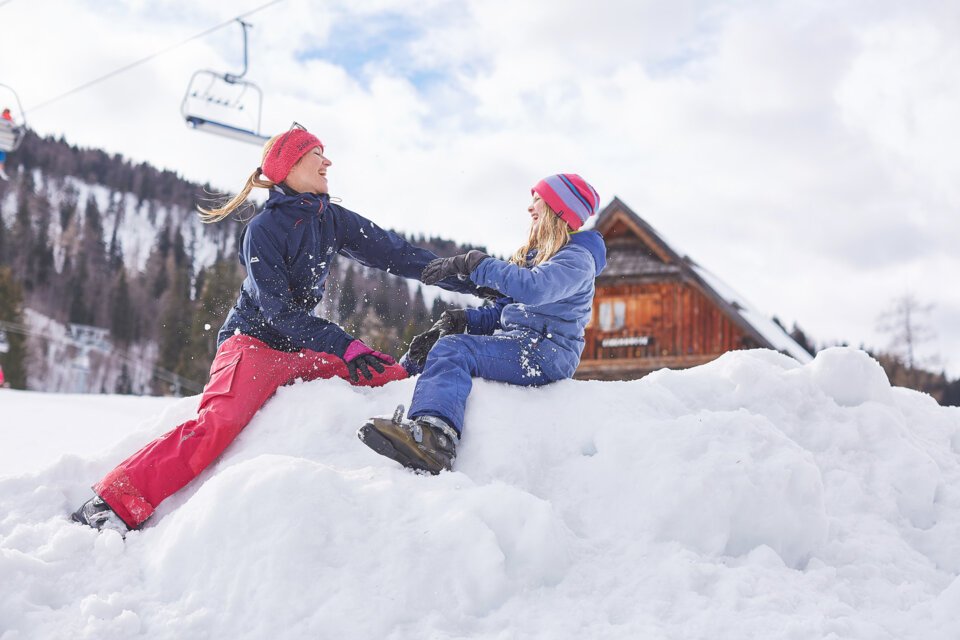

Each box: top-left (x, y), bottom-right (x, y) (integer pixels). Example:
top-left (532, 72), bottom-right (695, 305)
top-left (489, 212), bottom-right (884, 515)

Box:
top-left (0, 171), bottom-right (232, 276)
top-left (1, 347), bottom-right (959, 639)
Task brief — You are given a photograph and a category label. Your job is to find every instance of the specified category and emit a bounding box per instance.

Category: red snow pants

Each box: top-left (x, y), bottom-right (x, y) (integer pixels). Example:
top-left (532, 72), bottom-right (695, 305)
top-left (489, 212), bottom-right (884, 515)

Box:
top-left (94, 334), bottom-right (407, 528)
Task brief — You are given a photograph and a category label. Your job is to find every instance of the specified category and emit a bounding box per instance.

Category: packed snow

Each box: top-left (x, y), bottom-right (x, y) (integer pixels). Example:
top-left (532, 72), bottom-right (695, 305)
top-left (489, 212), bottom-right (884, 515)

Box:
top-left (1, 347), bottom-right (959, 639)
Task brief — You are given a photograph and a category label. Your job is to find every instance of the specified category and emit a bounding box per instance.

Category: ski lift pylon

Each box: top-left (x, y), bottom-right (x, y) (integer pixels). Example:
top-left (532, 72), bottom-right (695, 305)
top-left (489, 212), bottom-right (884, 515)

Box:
top-left (0, 83), bottom-right (27, 154)
top-left (180, 20), bottom-right (269, 146)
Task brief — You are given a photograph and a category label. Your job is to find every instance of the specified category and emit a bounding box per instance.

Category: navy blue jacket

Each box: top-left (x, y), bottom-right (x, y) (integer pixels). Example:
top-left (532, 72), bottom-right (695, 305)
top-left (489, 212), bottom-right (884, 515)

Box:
top-left (219, 188), bottom-right (474, 357)
top-left (462, 230), bottom-right (607, 379)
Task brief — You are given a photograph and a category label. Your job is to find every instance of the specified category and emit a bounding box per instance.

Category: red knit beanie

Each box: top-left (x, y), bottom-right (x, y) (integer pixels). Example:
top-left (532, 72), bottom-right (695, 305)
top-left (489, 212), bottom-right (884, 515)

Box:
top-left (261, 129), bottom-right (324, 183)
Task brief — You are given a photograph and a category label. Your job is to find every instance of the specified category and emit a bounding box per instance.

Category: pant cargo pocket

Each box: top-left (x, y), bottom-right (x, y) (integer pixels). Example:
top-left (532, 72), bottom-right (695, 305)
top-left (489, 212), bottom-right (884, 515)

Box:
top-left (199, 352), bottom-right (241, 409)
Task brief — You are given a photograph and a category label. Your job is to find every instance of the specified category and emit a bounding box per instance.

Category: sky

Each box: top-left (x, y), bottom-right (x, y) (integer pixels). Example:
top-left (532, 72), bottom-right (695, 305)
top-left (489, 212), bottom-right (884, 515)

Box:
top-left (2, 0), bottom-right (959, 376)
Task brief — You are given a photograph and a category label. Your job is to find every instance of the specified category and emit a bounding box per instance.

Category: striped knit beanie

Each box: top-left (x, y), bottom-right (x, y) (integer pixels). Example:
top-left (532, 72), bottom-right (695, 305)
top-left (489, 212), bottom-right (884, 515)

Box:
top-left (261, 129), bottom-right (324, 184)
top-left (532, 174), bottom-right (600, 231)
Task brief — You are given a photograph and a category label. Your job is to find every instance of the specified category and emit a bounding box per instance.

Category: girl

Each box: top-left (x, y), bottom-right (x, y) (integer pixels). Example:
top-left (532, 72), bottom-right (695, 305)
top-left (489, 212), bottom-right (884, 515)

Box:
top-left (358, 173), bottom-right (607, 474)
top-left (72, 125), bottom-right (476, 533)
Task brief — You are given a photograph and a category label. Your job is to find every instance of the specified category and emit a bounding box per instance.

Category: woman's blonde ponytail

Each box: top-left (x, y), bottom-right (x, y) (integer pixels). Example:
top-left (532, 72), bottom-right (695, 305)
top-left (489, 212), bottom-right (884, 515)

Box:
top-left (197, 134), bottom-right (283, 223)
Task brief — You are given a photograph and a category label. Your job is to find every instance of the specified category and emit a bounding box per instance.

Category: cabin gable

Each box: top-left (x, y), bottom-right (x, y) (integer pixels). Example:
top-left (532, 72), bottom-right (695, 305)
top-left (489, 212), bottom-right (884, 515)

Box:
top-left (576, 197), bottom-right (806, 380)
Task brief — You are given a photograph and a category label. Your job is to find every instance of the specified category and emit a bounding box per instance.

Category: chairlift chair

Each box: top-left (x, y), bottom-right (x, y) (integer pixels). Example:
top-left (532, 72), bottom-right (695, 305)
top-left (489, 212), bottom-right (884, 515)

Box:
top-left (180, 20), bottom-right (269, 146)
top-left (0, 83), bottom-right (27, 153)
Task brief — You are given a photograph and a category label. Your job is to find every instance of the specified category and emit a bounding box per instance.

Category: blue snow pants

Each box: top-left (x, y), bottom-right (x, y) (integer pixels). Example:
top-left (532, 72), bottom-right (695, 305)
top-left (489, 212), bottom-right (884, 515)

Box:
top-left (408, 330), bottom-right (557, 434)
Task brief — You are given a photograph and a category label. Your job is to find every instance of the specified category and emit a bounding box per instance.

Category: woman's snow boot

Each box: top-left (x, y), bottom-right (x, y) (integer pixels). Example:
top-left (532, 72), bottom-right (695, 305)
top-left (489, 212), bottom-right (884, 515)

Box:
top-left (71, 495), bottom-right (130, 536)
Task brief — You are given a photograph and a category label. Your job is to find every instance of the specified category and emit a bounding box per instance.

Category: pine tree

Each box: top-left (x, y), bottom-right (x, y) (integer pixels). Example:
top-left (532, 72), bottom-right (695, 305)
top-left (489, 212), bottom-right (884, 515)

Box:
top-left (399, 285), bottom-right (432, 353)
top-left (181, 258), bottom-right (242, 382)
top-left (430, 297), bottom-right (450, 319)
top-left (399, 319), bottom-right (421, 355)
top-left (0, 267), bottom-right (28, 388)
top-left (115, 363), bottom-right (134, 395)
top-left (157, 258), bottom-right (193, 381)
top-left (107, 225), bottom-right (124, 273)
top-left (373, 271), bottom-right (393, 320)
top-left (30, 219), bottom-right (55, 288)
top-left (411, 286), bottom-right (429, 327)
top-left (110, 270), bottom-right (137, 345)
top-left (10, 193), bottom-right (33, 290)
top-left (68, 263), bottom-right (92, 325)
top-left (338, 264), bottom-right (358, 329)
top-left (59, 193), bottom-right (77, 231)
top-left (82, 195), bottom-right (105, 253)
top-left (29, 193), bottom-right (55, 290)
top-left (106, 191), bottom-right (126, 273)
top-left (0, 211), bottom-right (7, 268)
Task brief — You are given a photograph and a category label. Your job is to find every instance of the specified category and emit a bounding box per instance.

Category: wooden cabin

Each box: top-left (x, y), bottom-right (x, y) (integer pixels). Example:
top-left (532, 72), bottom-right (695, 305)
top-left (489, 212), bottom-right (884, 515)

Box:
top-left (575, 198), bottom-right (812, 380)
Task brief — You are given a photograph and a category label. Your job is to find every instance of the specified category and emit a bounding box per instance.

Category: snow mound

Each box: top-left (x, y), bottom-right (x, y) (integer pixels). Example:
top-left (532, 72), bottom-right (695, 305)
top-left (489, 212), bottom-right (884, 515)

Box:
top-left (2, 347), bottom-right (960, 639)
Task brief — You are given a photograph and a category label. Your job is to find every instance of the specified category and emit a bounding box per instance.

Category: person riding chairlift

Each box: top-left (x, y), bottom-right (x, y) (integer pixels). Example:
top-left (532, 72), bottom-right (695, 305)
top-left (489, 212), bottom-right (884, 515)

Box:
top-left (0, 107), bottom-right (14, 181)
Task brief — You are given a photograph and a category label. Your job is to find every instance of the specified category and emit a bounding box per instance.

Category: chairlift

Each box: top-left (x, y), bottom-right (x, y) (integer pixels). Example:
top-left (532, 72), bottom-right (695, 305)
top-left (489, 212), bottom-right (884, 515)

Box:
top-left (0, 83), bottom-right (27, 153)
top-left (181, 19), bottom-right (269, 146)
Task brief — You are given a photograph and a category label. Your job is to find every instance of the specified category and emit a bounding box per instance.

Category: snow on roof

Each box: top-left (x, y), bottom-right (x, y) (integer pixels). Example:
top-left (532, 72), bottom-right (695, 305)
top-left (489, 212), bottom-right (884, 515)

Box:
top-left (691, 263), bottom-right (813, 363)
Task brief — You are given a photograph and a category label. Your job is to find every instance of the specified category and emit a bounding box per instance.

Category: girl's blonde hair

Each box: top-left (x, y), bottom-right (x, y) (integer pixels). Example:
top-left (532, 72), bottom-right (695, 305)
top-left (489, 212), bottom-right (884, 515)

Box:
top-left (508, 199), bottom-right (571, 267)
top-left (198, 134), bottom-right (283, 223)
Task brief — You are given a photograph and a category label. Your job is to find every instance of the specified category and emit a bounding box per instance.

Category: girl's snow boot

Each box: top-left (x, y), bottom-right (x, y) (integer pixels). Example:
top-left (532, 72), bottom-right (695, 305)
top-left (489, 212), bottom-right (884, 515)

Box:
top-left (357, 405), bottom-right (457, 474)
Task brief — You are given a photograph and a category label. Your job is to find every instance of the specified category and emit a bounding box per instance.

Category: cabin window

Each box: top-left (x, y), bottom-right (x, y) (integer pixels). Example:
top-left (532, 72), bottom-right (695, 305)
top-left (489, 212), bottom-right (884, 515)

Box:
top-left (599, 300), bottom-right (626, 331)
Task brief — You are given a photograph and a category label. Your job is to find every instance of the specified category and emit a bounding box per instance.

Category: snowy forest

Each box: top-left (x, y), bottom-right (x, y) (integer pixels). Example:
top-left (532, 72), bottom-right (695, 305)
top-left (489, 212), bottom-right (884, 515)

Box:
top-left (0, 131), bottom-right (476, 394)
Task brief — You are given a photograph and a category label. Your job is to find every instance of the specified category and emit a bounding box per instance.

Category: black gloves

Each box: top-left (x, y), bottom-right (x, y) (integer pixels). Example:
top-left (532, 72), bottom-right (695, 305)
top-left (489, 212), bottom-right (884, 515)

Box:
top-left (346, 353), bottom-right (388, 382)
top-left (408, 309), bottom-right (467, 366)
top-left (421, 250), bottom-right (490, 286)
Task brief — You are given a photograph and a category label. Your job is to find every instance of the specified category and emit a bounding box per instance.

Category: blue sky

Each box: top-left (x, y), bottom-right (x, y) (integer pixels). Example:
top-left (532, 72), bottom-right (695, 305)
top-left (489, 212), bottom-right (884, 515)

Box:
top-left (296, 13), bottom-right (428, 83)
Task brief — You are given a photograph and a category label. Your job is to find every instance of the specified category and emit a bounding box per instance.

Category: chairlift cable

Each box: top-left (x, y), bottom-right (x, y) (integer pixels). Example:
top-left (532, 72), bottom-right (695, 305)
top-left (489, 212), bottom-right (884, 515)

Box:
top-left (26, 0), bottom-right (285, 113)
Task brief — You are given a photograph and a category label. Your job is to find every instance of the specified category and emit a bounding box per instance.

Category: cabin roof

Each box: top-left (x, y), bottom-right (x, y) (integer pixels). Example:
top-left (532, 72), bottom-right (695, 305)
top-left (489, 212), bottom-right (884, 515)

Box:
top-left (593, 197), bottom-right (812, 363)
top-left (603, 244), bottom-right (683, 279)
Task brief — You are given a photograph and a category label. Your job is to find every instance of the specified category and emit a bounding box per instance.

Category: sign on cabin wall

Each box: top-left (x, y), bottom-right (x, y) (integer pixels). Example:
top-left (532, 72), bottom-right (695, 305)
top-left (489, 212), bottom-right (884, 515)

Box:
top-left (600, 335), bottom-right (651, 348)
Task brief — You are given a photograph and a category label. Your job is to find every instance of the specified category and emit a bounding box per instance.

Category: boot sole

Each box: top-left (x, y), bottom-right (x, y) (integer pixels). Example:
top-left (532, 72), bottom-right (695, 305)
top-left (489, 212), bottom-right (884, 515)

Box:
top-left (357, 421), bottom-right (443, 475)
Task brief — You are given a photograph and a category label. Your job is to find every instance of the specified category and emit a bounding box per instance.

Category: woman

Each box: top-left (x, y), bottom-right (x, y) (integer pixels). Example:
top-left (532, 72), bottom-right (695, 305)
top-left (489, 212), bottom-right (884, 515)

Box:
top-left (72, 125), bottom-right (476, 533)
top-left (358, 173), bottom-right (607, 474)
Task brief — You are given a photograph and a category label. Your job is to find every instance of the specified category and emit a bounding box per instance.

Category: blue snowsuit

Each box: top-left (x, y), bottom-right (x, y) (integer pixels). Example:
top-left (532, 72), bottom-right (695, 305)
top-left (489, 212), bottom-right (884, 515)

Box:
top-left (219, 188), bottom-right (476, 357)
top-left (408, 230), bottom-right (607, 434)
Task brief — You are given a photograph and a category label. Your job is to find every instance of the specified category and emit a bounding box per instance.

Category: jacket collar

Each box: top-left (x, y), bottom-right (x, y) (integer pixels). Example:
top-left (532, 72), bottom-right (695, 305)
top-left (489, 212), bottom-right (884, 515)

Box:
top-left (266, 185), bottom-right (330, 211)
